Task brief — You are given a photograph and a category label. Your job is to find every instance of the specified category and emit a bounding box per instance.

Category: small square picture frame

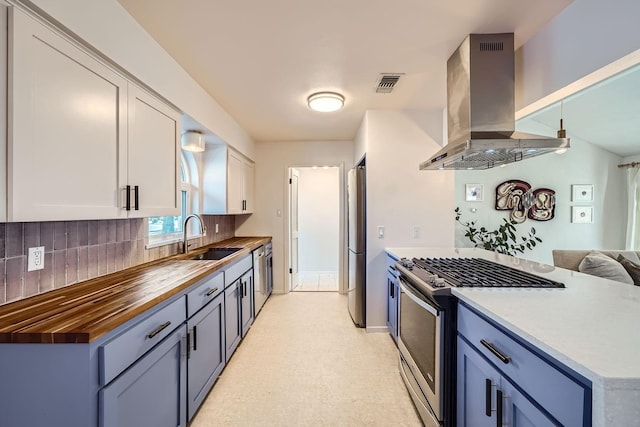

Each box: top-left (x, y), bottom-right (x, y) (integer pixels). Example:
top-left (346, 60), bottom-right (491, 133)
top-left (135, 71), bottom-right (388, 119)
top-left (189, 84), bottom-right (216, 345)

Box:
top-left (572, 184), bottom-right (594, 202)
top-left (465, 184), bottom-right (484, 202)
top-left (572, 206), bottom-right (593, 223)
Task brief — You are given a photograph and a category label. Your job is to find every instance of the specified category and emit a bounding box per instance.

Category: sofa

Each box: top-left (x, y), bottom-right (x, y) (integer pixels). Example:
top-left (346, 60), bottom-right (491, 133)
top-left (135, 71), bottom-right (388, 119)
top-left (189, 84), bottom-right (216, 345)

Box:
top-left (552, 249), bottom-right (640, 285)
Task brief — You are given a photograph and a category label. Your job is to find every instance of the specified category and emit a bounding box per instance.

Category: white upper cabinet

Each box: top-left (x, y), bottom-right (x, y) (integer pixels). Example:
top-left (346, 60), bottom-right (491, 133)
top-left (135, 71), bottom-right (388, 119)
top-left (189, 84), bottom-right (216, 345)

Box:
top-left (7, 7), bottom-right (180, 222)
top-left (127, 84), bottom-right (180, 218)
top-left (203, 145), bottom-right (254, 214)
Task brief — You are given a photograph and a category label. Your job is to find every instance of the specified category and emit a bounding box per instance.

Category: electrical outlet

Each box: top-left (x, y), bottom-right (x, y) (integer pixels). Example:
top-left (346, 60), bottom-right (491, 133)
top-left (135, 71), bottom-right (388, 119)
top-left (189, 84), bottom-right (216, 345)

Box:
top-left (215, 223), bottom-right (219, 233)
top-left (412, 226), bottom-right (420, 239)
top-left (28, 246), bottom-right (45, 271)
top-left (377, 226), bottom-right (385, 239)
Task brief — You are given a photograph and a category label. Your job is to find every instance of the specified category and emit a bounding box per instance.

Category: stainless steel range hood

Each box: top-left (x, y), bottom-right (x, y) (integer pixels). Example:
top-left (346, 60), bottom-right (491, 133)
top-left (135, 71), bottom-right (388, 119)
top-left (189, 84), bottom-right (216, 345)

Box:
top-left (420, 33), bottom-right (569, 170)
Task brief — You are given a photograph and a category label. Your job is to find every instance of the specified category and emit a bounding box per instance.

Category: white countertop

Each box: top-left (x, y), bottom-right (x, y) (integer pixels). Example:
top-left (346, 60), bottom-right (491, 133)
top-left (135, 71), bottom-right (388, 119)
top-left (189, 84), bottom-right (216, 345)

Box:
top-left (386, 247), bottom-right (640, 426)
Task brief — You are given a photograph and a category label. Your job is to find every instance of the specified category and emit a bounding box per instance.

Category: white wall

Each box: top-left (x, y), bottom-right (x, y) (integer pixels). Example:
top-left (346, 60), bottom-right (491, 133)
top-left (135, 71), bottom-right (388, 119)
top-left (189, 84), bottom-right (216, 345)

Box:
top-left (355, 110), bottom-right (455, 331)
top-left (297, 167), bottom-right (339, 272)
top-left (27, 0), bottom-right (255, 159)
top-left (234, 141), bottom-right (354, 294)
top-left (516, 0), bottom-right (640, 111)
top-left (454, 130), bottom-right (626, 265)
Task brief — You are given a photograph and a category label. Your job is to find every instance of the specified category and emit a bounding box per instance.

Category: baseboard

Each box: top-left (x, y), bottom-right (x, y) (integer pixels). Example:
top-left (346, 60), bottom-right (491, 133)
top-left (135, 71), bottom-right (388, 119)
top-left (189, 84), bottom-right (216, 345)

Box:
top-left (366, 326), bottom-right (389, 333)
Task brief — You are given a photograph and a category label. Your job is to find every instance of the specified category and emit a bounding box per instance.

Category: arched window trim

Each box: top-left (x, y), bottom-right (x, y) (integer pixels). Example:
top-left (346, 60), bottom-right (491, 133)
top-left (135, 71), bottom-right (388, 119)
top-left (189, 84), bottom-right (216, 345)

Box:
top-left (147, 153), bottom-right (200, 248)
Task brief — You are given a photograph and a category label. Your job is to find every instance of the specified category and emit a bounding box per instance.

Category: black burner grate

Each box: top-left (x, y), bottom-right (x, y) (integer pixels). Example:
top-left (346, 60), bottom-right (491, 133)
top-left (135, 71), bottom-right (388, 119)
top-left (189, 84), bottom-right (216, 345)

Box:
top-left (413, 257), bottom-right (564, 288)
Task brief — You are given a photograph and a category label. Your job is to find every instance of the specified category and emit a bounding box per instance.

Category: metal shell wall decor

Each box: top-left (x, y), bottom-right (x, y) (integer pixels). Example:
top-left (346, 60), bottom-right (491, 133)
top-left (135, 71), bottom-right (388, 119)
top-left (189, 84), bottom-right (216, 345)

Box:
top-left (495, 180), bottom-right (555, 222)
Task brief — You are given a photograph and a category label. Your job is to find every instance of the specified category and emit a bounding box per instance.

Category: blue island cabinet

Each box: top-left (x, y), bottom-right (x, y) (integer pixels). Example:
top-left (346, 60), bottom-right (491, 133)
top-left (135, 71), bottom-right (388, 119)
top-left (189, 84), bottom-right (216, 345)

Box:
top-left (385, 253), bottom-right (399, 342)
top-left (457, 303), bottom-right (592, 427)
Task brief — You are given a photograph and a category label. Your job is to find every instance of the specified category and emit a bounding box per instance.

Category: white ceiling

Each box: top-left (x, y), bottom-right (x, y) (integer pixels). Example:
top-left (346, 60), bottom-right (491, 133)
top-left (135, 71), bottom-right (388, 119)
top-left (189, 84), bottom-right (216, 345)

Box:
top-left (117, 0), bottom-right (572, 142)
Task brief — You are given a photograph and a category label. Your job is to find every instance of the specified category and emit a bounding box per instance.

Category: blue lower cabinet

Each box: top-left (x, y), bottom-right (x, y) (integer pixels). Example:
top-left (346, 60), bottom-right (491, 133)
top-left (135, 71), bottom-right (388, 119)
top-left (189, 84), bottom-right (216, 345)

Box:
top-left (457, 338), bottom-right (555, 427)
top-left (457, 337), bottom-right (499, 427)
top-left (187, 292), bottom-right (225, 421)
top-left (457, 303), bottom-right (591, 427)
top-left (386, 270), bottom-right (399, 342)
top-left (225, 281), bottom-right (242, 362)
top-left (240, 269), bottom-right (254, 337)
top-left (99, 324), bottom-right (187, 427)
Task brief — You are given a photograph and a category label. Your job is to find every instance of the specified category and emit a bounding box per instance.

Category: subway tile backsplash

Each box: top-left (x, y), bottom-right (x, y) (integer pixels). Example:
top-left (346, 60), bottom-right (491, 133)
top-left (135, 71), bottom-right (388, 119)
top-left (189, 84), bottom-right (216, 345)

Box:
top-left (0, 215), bottom-right (235, 305)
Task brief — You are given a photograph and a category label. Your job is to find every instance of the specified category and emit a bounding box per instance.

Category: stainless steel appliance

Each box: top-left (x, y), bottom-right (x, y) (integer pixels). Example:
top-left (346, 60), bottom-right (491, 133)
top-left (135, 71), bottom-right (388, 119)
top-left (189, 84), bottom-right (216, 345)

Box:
top-left (253, 246), bottom-right (268, 315)
top-left (347, 166), bottom-right (366, 327)
top-left (265, 241), bottom-right (273, 298)
top-left (420, 33), bottom-right (569, 170)
top-left (395, 256), bottom-right (564, 426)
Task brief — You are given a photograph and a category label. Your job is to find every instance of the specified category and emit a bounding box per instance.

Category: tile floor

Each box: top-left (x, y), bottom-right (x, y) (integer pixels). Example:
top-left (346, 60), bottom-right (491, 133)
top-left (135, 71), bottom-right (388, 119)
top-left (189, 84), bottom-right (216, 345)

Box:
top-left (190, 292), bottom-right (421, 426)
top-left (293, 271), bottom-right (339, 292)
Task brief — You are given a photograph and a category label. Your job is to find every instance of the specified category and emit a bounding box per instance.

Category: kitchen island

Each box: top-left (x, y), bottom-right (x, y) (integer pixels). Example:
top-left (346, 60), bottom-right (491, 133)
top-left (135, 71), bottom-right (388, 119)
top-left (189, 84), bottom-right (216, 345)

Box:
top-left (386, 247), bottom-right (640, 427)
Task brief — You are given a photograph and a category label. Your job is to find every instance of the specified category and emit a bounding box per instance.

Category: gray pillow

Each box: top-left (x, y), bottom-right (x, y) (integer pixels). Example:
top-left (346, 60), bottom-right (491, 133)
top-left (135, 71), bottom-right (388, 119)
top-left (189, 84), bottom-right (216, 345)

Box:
top-left (578, 251), bottom-right (634, 284)
top-left (617, 255), bottom-right (640, 286)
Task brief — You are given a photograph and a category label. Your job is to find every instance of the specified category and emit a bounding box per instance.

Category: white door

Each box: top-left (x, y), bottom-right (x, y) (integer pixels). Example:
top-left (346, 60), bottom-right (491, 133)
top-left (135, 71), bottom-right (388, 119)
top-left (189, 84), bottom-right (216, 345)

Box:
top-left (289, 168), bottom-right (300, 291)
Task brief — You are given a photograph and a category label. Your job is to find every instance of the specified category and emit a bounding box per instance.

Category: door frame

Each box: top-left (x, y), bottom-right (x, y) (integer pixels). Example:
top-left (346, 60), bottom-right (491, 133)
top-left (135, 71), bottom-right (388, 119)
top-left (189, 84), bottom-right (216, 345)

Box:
top-left (284, 163), bottom-right (347, 294)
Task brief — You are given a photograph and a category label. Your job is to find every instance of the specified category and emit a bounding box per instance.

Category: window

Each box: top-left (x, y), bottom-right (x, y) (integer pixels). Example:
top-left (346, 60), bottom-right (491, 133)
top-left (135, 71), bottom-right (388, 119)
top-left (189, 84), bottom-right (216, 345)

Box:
top-left (148, 156), bottom-right (193, 242)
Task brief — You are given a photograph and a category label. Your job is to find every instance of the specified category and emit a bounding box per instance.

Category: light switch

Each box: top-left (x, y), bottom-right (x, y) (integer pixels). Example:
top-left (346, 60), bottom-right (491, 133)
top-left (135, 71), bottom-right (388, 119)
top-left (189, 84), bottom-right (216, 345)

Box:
top-left (377, 226), bottom-right (385, 239)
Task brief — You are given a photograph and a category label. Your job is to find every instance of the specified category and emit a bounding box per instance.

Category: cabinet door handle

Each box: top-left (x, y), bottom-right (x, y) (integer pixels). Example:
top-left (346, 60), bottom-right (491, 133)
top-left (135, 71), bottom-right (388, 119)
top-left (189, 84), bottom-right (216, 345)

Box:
top-left (206, 287), bottom-right (219, 297)
top-left (192, 325), bottom-right (197, 351)
top-left (147, 321), bottom-right (171, 339)
top-left (481, 339), bottom-right (511, 364)
top-left (496, 389), bottom-right (503, 427)
top-left (186, 330), bottom-right (191, 359)
top-left (134, 185), bottom-right (139, 210)
top-left (125, 185), bottom-right (131, 211)
top-left (485, 379), bottom-right (492, 416)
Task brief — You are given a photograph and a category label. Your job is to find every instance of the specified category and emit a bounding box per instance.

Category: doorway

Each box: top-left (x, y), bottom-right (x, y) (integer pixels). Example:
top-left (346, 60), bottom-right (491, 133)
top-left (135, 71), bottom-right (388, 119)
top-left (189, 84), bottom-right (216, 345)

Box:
top-left (288, 166), bottom-right (342, 292)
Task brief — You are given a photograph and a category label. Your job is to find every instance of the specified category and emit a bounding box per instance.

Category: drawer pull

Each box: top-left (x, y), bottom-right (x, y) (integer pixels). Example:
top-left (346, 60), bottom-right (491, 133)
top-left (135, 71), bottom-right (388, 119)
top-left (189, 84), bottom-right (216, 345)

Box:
top-left (481, 339), bottom-right (511, 364)
top-left (206, 287), bottom-right (219, 297)
top-left (147, 321), bottom-right (171, 339)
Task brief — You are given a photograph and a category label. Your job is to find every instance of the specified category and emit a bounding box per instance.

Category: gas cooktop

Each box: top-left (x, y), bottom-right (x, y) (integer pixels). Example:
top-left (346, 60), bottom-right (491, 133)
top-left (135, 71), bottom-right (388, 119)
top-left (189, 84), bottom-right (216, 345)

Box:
top-left (396, 257), bottom-right (564, 295)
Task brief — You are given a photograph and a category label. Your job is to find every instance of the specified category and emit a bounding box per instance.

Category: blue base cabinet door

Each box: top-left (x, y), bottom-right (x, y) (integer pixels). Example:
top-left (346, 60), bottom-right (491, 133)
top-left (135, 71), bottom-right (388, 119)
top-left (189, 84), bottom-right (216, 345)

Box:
top-left (225, 282), bottom-right (241, 362)
top-left (100, 325), bottom-right (187, 427)
top-left (386, 271), bottom-right (399, 342)
top-left (187, 293), bottom-right (226, 421)
top-left (240, 269), bottom-right (254, 337)
top-left (457, 338), bottom-right (556, 427)
top-left (457, 337), bottom-right (500, 427)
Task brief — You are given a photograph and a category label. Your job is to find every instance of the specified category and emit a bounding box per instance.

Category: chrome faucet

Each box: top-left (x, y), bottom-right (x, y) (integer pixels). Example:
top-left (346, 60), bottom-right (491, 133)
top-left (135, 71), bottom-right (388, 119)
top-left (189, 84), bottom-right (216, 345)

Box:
top-left (182, 214), bottom-right (206, 253)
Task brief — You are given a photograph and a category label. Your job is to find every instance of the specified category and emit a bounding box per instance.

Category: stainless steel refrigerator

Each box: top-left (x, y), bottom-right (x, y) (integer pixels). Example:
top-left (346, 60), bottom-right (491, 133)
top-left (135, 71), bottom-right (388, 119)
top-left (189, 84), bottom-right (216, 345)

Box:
top-left (347, 166), bottom-right (366, 327)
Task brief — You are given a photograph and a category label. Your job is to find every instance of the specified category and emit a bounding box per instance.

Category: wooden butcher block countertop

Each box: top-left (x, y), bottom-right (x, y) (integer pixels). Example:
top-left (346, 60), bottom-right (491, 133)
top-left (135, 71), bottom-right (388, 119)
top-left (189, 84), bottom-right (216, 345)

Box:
top-left (0, 236), bottom-right (271, 344)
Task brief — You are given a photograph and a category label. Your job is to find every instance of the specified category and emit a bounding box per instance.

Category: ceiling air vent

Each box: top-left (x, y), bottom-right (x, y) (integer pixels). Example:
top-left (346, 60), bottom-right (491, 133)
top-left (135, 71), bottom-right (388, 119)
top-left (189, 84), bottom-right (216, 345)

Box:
top-left (376, 74), bottom-right (403, 93)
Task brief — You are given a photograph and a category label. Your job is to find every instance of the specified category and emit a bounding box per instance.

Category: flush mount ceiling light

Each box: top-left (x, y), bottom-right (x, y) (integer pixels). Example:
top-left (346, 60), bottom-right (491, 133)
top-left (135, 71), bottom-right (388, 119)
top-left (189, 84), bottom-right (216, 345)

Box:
top-left (307, 92), bottom-right (344, 112)
top-left (181, 130), bottom-right (205, 152)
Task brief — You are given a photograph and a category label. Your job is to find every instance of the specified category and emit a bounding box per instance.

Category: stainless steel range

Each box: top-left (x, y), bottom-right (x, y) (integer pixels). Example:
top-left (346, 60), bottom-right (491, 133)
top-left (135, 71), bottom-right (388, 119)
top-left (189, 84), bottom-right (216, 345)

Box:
top-left (395, 256), bottom-right (564, 426)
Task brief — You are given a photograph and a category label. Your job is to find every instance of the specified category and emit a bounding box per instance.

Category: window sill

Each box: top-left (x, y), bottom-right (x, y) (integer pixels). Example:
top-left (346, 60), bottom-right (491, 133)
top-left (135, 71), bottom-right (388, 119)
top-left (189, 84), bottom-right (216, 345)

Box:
top-left (146, 233), bottom-right (205, 250)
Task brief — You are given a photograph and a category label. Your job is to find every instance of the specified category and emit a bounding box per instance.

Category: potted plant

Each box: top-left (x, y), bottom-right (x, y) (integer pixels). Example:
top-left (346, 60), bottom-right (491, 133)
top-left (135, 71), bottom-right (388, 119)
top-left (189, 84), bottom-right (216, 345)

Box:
top-left (455, 207), bottom-right (542, 256)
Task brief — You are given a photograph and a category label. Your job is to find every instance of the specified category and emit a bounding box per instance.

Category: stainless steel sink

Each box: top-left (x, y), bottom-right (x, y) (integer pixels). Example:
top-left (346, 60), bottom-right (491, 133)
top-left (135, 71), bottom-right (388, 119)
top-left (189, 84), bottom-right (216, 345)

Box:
top-left (189, 247), bottom-right (242, 261)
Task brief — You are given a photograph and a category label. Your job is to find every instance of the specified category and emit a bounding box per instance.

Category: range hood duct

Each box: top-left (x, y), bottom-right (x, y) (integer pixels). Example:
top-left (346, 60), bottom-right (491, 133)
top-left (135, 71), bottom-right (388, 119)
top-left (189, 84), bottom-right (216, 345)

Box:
top-left (420, 33), bottom-right (569, 170)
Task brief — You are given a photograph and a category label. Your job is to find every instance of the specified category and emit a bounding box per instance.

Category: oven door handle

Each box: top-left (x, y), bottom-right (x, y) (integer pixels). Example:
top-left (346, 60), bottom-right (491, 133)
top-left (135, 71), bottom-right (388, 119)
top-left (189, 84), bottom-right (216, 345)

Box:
top-left (399, 277), bottom-right (439, 316)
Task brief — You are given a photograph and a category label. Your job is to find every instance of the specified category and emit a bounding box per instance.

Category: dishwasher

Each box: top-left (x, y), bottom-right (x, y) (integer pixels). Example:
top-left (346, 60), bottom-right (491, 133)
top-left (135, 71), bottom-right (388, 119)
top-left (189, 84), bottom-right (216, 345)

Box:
top-left (253, 245), bottom-right (268, 315)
